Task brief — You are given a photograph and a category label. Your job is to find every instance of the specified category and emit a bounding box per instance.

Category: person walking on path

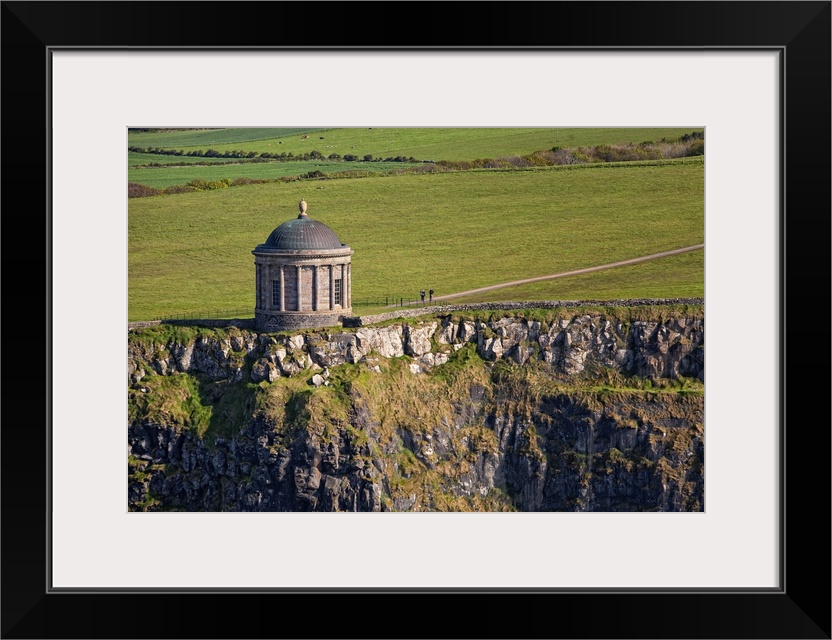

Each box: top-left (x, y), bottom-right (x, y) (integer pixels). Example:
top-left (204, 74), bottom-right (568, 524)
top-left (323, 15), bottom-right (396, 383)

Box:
top-left (429, 288), bottom-right (434, 302)
top-left (420, 289), bottom-right (425, 303)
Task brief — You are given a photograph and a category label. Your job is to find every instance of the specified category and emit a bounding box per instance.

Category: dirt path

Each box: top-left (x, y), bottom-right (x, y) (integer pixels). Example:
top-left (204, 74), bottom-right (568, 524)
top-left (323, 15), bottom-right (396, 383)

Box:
top-left (429, 244), bottom-right (705, 302)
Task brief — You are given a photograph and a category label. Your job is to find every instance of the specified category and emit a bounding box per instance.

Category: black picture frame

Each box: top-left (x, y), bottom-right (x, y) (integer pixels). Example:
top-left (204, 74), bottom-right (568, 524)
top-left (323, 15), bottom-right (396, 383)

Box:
top-left (2, 2), bottom-right (829, 638)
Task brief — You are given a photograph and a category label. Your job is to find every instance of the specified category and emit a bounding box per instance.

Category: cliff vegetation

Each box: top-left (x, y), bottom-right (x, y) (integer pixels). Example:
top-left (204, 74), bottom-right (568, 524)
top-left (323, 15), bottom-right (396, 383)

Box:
top-left (128, 306), bottom-right (704, 512)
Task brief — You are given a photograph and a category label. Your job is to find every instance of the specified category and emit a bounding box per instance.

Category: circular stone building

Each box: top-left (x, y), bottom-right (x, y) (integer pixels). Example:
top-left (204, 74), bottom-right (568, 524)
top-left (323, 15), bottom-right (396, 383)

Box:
top-left (253, 199), bottom-right (353, 331)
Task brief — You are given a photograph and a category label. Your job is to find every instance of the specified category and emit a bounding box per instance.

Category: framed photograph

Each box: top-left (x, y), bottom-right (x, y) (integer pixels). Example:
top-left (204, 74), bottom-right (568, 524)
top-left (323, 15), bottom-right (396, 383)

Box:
top-left (4, 1), bottom-right (829, 638)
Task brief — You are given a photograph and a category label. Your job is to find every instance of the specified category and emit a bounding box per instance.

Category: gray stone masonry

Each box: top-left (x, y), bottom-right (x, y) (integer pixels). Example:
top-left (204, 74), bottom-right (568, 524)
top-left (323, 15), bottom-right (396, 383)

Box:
top-left (128, 299), bottom-right (703, 332)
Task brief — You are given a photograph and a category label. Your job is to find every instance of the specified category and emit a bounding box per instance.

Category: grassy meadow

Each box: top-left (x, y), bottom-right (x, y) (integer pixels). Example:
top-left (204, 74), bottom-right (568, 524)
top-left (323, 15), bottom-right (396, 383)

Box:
top-left (129, 160), bottom-right (419, 189)
top-left (128, 142), bottom-right (704, 321)
top-left (128, 151), bottom-right (262, 166)
top-left (128, 127), bottom-right (328, 148)
top-left (129, 127), bottom-right (703, 164)
top-left (444, 249), bottom-right (704, 305)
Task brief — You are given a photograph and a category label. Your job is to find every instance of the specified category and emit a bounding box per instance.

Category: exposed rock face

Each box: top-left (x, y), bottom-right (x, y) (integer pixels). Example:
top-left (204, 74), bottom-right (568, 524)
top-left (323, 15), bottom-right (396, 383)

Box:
top-left (129, 417), bottom-right (382, 512)
top-left (128, 310), bottom-right (704, 512)
top-left (355, 326), bottom-right (405, 359)
top-left (128, 314), bottom-right (703, 386)
top-left (404, 322), bottom-right (437, 357)
top-left (128, 387), bottom-right (702, 513)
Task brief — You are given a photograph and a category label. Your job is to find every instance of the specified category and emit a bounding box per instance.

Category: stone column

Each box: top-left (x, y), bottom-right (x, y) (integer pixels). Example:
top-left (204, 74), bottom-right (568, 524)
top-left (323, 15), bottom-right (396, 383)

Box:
top-left (341, 263), bottom-right (346, 308)
top-left (260, 263), bottom-right (266, 310)
top-left (255, 262), bottom-right (261, 310)
top-left (296, 264), bottom-right (303, 311)
top-left (279, 265), bottom-right (285, 311)
top-left (263, 263), bottom-right (268, 310)
top-left (338, 264), bottom-right (343, 307)
top-left (346, 263), bottom-right (351, 308)
top-left (329, 264), bottom-right (335, 310)
top-left (264, 263), bottom-right (269, 310)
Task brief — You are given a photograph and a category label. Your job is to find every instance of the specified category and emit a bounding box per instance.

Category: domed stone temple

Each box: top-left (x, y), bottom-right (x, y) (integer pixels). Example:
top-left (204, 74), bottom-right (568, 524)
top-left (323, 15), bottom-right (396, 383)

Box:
top-left (253, 199), bottom-right (353, 331)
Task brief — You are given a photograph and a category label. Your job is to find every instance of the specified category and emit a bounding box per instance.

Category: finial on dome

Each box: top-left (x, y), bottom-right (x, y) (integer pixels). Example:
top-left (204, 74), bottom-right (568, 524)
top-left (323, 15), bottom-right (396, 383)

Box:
top-left (298, 198), bottom-right (308, 218)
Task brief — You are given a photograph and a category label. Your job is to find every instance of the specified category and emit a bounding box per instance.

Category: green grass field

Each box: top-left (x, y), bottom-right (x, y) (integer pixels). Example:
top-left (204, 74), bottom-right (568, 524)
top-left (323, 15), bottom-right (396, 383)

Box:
top-left (129, 127), bottom-right (703, 163)
top-left (129, 158), bottom-right (703, 321)
top-left (128, 127), bottom-right (328, 148)
top-left (129, 160), bottom-right (419, 189)
top-left (442, 249), bottom-right (705, 305)
top-left (128, 152), bottom-right (267, 166)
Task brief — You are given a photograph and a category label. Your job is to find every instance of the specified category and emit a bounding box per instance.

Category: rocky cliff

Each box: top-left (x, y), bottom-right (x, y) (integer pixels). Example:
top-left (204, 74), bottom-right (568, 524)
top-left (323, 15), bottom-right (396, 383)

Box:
top-left (128, 306), bottom-right (704, 512)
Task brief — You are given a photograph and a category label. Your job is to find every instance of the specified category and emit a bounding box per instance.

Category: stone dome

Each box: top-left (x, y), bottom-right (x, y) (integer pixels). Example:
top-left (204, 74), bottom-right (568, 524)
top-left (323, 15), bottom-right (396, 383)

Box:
top-left (253, 200), bottom-right (353, 332)
top-left (261, 214), bottom-right (344, 251)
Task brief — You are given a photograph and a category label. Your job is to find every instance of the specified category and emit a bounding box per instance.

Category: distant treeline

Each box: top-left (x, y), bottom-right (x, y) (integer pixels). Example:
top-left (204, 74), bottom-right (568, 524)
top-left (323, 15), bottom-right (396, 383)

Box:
top-left (434, 132), bottom-right (704, 171)
top-left (129, 132), bottom-right (702, 170)
top-left (128, 170), bottom-right (382, 198)
top-left (129, 147), bottom-right (422, 166)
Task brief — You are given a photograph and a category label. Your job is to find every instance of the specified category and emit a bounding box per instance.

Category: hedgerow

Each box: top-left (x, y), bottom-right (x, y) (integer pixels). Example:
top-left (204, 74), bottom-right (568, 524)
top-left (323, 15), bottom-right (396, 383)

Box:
top-left (129, 146), bottom-right (426, 165)
top-left (434, 133), bottom-right (705, 171)
top-left (127, 132), bottom-right (705, 198)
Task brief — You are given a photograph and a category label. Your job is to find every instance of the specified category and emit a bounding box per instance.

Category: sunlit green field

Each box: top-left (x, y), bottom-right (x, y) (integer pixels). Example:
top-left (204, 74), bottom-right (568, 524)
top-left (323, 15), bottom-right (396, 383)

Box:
top-left (129, 127), bottom-right (703, 163)
top-left (128, 158), bottom-right (703, 321)
top-left (129, 160), bottom-right (419, 189)
top-left (443, 250), bottom-right (704, 305)
top-left (128, 152), bottom-right (264, 166)
top-left (128, 127), bottom-right (328, 148)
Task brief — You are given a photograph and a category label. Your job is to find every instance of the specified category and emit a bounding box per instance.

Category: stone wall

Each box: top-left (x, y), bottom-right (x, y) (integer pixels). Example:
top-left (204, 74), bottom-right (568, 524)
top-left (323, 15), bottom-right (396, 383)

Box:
top-left (344, 298), bottom-right (704, 327)
top-left (300, 266), bottom-right (314, 310)
top-left (129, 298), bottom-right (703, 333)
top-left (255, 311), bottom-right (345, 331)
top-left (283, 269), bottom-right (299, 311)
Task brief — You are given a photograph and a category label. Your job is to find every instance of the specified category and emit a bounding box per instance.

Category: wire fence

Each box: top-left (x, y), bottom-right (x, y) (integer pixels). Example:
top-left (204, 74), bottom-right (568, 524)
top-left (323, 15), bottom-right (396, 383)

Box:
top-left (140, 297), bottom-right (705, 328)
top-left (158, 308), bottom-right (254, 321)
top-left (155, 297), bottom-right (441, 321)
top-left (352, 295), bottom-right (441, 309)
